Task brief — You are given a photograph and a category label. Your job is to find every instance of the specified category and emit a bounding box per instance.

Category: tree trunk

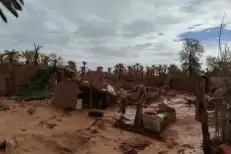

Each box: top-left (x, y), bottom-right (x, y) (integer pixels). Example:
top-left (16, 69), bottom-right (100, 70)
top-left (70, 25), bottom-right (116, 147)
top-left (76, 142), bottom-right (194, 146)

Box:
top-left (197, 77), bottom-right (210, 154)
top-left (89, 90), bottom-right (92, 109)
top-left (119, 68), bottom-right (121, 80)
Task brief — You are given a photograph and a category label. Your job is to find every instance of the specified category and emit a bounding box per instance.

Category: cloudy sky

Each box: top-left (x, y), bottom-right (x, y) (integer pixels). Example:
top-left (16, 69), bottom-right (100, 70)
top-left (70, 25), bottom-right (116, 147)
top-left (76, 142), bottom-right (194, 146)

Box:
top-left (0, 0), bottom-right (231, 69)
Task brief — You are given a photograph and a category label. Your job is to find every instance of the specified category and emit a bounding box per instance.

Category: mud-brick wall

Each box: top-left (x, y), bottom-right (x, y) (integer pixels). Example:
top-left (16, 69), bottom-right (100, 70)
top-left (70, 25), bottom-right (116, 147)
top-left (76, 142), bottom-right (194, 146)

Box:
top-left (145, 76), bottom-right (168, 86)
top-left (14, 65), bottom-right (41, 94)
top-left (170, 77), bottom-right (199, 93)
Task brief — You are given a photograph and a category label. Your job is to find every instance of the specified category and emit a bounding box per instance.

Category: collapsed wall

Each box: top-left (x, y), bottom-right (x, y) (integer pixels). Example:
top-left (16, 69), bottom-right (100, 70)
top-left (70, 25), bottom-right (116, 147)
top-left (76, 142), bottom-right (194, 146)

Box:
top-left (169, 76), bottom-right (199, 93)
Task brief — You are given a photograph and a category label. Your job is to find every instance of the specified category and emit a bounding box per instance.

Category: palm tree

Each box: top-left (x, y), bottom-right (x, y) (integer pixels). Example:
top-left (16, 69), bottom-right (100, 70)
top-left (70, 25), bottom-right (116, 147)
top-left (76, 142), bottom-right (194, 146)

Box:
top-left (135, 63), bottom-right (140, 71)
top-left (163, 64), bottom-right (168, 75)
top-left (139, 65), bottom-right (144, 80)
top-left (82, 61), bottom-right (87, 75)
top-left (68, 60), bottom-right (77, 70)
top-left (32, 43), bottom-right (43, 65)
top-left (0, 53), bottom-right (6, 64)
top-left (118, 63), bottom-right (124, 80)
top-left (151, 64), bottom-right (156, 76)
top-left (146, 66), bottom-right (150, 77)
top-left (4, 49), bottom-right (20, 64)
top-left (107, 67), bottom-right (112, 74)
top-left (96, 66), bottom-right (103, 71)
top-left (132, 65), bottom-right (136, 77)
top-left (127, 66), bottom-right (132, 76)
top-left (20, 50), bottom-right (34, 64)
top-left (49, 52), bottom-right (63, 67)
top-left (114, 64), bottom-right (119, 76)
top-left (81, 66), bottom-right (84, 75)
top-left (0, 0), bottom-right (24, 23)
top-left (157, 65), bottom-right (162, 76)
top-left (40, 53), bottom-right (50, 67)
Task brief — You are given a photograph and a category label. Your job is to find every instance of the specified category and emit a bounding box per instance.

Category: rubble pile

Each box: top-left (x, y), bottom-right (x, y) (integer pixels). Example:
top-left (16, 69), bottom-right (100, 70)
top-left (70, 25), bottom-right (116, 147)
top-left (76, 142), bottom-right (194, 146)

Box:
top-left (143, 103), bottom-right (176, 132)
top-left (120, 138), bottom-right (151, 154)
top-left (144, 103), bottom-right (175, 115)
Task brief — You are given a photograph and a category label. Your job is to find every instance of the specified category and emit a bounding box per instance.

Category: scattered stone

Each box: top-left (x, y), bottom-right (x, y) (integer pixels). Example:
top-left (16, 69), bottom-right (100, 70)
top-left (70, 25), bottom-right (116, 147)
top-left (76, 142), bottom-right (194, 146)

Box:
top-left (21, 125), bottom-right (27, 132)
top-left (0, 102), bottom-right (9, 112)
top-left (158, 151), bottom-right (168, 154)
top-left (177, 148), bottom-right (185, 154)
top-left (38, 120), bottom-right (46, 127)
top-left (49, 116), bottom-right (56, 120)
top-left (56, 146), bottom-right (73, 153)
top-left (182, 143), bottom-right (194, 149)
top-left (26, 108), bottom-right (36, 115)
top-left (89, 127), bottom-right (99, 134)
top-left (46, 123), bottom-right (57, 129)
top-left (5, 138), bottom-right (17, 153)
top-left (0, 138), bottom-right (6, 150)
top-left (167, 139), bottom-right (179, 149)
top-left (57, 119), bottom-right (62, 122)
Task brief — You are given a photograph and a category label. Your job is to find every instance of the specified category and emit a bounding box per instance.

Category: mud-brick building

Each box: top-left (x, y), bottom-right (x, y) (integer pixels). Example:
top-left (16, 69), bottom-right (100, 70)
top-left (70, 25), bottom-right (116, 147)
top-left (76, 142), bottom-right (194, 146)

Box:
top-left (51, 70), bottom-right (117, 110)
top-left (0, 64), bottom-right (44, 96)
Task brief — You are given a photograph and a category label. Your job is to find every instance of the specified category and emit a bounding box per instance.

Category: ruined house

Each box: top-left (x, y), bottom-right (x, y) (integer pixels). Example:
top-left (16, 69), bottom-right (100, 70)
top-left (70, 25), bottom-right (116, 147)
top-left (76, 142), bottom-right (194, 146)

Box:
top-left (0, 64), bottom-right (44, 96)
top-left (51, 70), bottom-right (116, 110)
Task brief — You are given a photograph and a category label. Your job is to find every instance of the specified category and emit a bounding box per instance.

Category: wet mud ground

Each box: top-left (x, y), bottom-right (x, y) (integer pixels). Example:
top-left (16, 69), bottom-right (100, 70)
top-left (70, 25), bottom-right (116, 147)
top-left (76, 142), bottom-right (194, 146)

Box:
top-left (0, 94), bottom-right (202, 154)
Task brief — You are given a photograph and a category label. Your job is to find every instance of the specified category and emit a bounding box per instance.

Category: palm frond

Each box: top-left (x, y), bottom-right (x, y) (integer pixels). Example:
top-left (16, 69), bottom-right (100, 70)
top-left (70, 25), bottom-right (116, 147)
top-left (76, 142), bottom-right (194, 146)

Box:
top-left (0, 0), bottom-right (24, 23)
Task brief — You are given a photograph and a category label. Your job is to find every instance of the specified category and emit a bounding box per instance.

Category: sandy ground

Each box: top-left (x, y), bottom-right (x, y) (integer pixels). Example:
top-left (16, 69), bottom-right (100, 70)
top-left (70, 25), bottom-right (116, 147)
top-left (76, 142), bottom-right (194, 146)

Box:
top-left (0, 94), bottom-right (202, 154)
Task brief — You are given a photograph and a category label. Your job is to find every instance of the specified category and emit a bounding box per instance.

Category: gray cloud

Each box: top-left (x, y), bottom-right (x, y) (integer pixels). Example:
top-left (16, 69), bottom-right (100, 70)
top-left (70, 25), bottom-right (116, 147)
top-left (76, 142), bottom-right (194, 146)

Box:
top-left (122, 20), bottom-right (154, 38)
top-left (0, 0), bottom-right (228, 68)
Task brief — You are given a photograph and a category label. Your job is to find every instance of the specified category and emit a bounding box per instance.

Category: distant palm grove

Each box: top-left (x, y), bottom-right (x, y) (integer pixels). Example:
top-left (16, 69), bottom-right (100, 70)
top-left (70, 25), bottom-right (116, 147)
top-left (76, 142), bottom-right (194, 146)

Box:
top-left (0, 38), bottom-right (228, 79)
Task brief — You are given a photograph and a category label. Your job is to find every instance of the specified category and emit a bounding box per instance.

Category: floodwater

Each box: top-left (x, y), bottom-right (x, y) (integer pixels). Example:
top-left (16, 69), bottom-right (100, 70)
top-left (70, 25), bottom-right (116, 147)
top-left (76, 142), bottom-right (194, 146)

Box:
top-left (0, 94), bottom-right (202, 154)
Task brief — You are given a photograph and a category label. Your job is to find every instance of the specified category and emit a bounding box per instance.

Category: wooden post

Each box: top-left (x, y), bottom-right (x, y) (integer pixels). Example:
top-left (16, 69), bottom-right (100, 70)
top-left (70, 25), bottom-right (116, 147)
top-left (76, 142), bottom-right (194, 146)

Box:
top-left (198, 77), bottom-right (210, 154)
top-left (89, 89), bottom-right (92, 109)
top-left (134, 85), bottom-right (145, 128)
top-left (215, 101), bottom-right (218, 140)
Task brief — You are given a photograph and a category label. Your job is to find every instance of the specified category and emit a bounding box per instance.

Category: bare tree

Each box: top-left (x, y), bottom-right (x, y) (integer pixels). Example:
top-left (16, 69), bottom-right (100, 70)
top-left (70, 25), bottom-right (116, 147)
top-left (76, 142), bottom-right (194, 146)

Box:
top-left (179, 38), bottom-right (204, 76)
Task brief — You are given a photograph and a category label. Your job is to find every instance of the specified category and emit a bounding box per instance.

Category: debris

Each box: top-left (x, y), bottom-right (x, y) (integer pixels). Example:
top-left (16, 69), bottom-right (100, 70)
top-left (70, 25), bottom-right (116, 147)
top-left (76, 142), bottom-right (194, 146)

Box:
top-left (158, 103), bottom-right (175, 113)
top-left (106, 85), bottom-right (117, 96)
top-left (0, 138), bottom-right (6, 150)
top-left (181, 143), bottom-right (194, 149)
top-left (46, 123), bottom-right (57, 129)
top-left (89, 127), bottom-right (99, 134)
top-left (166, 139), bottom-right (179, 149)
top-left (143, 103), bottom-right (176, 132)
top-left (185, 98), bottom-right (196, 106)
top-left (38, 120), bottom-right (46, 127)
top-left (0, 102), bottom-right (9, 112)
top-left (120, 138), bottom-right (151, 154)
top-left (21, 125), bottom-right (27, 132)
top-left (158, 151), bottom-right (168, 154)
top-left (88, 109), bottom-right (104, 117)
top-left (177, 148), bottom-right (185, 154)
top-left (26, 108), bottom-right (36, 115)
top-left (5, 138), bottom-right (17, 153)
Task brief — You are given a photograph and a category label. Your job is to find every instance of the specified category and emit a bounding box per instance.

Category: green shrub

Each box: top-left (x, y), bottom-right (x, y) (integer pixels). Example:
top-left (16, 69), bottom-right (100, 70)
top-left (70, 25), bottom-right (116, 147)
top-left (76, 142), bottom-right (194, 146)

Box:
top-left (18, 67), bottom-right (55, 101)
